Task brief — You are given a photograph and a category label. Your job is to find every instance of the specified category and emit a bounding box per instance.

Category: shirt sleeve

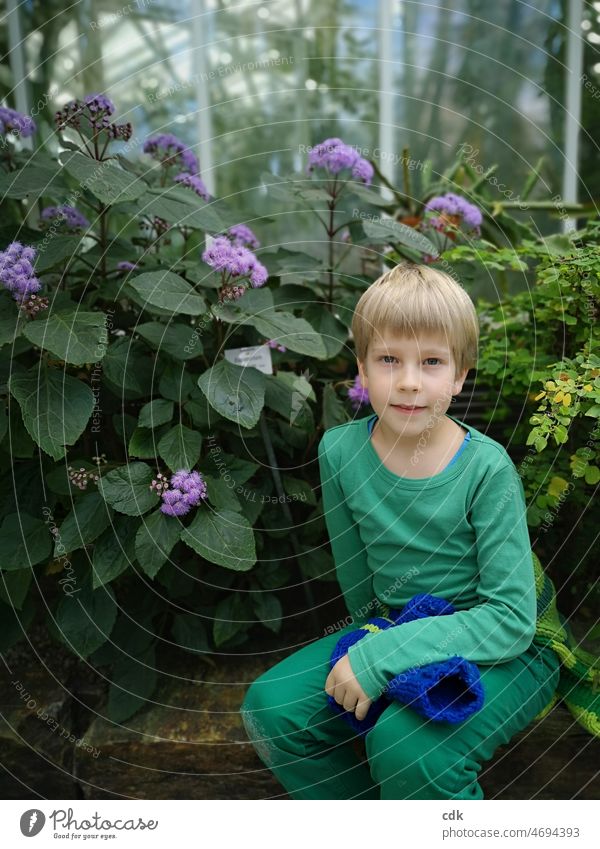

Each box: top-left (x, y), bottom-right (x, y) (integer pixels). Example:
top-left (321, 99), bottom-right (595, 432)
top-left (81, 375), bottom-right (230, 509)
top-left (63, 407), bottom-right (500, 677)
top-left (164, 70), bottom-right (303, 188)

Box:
top-left (346, 460), bottom-right (537, 701)
top-left (318, 434), bottom-right (376, 626)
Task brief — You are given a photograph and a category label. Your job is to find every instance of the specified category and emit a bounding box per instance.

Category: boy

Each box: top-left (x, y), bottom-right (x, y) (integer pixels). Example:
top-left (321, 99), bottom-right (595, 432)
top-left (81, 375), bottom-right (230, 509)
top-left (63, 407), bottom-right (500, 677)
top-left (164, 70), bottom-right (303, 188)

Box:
top-left (241, 263), bottom-right (560, 799)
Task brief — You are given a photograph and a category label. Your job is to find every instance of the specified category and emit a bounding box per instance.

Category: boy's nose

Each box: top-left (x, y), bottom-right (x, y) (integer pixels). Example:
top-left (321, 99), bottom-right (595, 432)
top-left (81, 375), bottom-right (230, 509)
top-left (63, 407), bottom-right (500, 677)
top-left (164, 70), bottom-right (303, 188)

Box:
top-left (395, 368), bottom-right (421, 391)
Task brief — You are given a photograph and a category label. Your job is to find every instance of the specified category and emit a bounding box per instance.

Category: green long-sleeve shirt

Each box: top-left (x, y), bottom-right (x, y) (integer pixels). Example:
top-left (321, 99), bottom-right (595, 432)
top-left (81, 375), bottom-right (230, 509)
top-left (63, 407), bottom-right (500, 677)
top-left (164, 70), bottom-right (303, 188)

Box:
top-left (317, 412), bottom-right (537, 702)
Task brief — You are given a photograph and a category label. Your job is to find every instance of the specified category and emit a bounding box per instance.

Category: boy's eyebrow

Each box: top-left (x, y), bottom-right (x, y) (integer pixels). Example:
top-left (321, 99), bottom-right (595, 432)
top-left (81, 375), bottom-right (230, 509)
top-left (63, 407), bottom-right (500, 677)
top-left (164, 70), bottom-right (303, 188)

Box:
top-left (370, 346), bottom-right (450, 355)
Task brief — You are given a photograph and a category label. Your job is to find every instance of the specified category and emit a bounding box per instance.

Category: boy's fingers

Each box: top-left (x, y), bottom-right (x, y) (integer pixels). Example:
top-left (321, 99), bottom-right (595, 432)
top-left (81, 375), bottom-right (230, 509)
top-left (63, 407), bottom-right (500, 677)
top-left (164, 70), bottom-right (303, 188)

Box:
top-left (324, 670), bottom-right (334, 695)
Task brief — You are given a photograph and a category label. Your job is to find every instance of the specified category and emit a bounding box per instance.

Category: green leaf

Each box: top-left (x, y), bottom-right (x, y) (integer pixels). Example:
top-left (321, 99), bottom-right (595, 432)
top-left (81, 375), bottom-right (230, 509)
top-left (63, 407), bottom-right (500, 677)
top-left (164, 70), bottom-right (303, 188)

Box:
top-left (0, 568), bottom-right (32, 609)
top-left (281, 474), bottom-right (317, 506)
top-left (129, 271), bottom-right (207, 316)
top-left (0, 298), bottom-right (23, 347)
top-left (8, 366), bottom-right (95, 460)
top-left (0, 595), bottom-right (35, 652)
top-left (250, 591), bottom-right (282, 633)
top-left (197, 359), bottom-right (266, 428)
top-left (362, 217), bottom-right (438, 254)
top-left (140, 186), bottom-right (223, 231)
top-left (136, 321), bottom-right (204, 360)
top-left (59, 151), bottom-right (146, 205)
top-left (23, 311), bottom-right (109, 366)
top-left (553, 424), bottom-right (568, 445)
top-left (55, 578), bottom-right (117, 658)
top-left (102, 337), bottom-right (154, 399)
top-left (135, 509), bottom-right (181, 578)
top-left (139, 399), bottom-right (174, 429)
top-left (213, 302), bottom-right (327, 359)
top-left (213, 593), bottom-right (248, 647)
top-left (92, 515), bottom-right (137, 588)
top-left (158, 423), bottom-right (202, 471)
top-left (33, 235), bottom-right (84, 273)
top-left (98, 462), bottom-right (159, 516)
top-left (322, 382), bottom-right (349, 428)
top-left (54, 491), bottom-right (113, 556)
top-left (0, 165), bottom-right (65, 199)
top-left (584, 465), bottom-right (600, 485)
top-left (303, 303), bottom-right (347, 358)
top-left (107, 643), bottom-right (157, 723)
top-left (128, 426), bottom-right (160, 459)
top-left (180, 508), bottom-right (256, 570)
top-left (172, 614), bottom-right (211, 655)
top-left (0, 513), bottom-right (52, 571)
top-left (584, 404), bottom-right (600, 418)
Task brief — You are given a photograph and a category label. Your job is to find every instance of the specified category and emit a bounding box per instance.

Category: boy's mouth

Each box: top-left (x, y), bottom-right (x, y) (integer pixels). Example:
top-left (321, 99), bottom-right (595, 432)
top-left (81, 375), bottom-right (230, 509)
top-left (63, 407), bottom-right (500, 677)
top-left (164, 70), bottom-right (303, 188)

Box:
top-left (391, 403), bottom-right (426, 414)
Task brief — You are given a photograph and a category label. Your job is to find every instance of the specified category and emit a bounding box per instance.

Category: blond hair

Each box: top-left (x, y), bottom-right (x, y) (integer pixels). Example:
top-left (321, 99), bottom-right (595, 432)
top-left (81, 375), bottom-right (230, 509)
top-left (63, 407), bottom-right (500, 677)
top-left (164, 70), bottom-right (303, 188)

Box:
top-left (351, 263), bottom-right (479, 375)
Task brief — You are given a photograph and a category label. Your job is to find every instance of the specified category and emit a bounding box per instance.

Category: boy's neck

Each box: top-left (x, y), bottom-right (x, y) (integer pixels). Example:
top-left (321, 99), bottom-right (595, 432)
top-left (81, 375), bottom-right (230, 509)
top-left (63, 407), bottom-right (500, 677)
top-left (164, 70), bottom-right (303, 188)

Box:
top-left (370, 413), bottom-right (466, 476)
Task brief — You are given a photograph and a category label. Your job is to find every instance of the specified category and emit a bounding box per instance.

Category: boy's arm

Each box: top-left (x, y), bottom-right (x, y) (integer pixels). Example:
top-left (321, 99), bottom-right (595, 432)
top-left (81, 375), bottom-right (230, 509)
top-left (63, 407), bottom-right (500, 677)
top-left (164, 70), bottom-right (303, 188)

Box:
top-left (345, 461), bottom-right (537, 702)
top-left (318, 434), bottom-right (375, 626)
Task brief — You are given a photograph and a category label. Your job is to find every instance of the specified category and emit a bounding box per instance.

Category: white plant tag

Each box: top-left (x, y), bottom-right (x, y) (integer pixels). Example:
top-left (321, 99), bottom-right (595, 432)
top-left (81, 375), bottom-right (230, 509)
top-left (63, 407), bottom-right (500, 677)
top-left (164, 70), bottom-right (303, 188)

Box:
top-left (223, 344), bottom-right (273, 375)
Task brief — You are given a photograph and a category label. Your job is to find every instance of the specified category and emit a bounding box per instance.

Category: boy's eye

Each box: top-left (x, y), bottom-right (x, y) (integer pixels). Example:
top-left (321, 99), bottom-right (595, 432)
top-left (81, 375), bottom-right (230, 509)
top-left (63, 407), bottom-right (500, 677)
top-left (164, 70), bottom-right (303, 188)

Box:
top-left (378, 356), bottom-right (442, 365)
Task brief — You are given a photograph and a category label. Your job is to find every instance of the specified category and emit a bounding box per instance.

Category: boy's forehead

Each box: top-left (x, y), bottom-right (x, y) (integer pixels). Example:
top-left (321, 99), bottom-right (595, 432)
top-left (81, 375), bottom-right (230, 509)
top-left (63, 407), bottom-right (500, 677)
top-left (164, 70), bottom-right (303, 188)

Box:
top-left (370, 329), bottom-right (451, 352)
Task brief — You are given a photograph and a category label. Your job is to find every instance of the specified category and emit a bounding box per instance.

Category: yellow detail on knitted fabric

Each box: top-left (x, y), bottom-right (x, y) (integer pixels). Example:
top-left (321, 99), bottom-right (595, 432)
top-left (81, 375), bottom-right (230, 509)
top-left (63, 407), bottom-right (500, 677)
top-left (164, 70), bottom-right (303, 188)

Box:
top-left (533, 552), bottom-right (545, 596)
top-left (550, 641), bottom-right (577, 670)
top-left (533, 693), bottom-right (559, 722)
top-left (564, 701), bottom-right (600, 736)
top-left (361, 622), bottom-right (385, 634)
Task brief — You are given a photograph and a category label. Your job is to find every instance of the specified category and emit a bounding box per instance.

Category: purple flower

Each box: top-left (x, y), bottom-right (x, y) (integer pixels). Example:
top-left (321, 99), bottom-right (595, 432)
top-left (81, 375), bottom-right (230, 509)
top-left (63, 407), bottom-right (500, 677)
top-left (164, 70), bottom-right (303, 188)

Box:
top-left (348, 374), bottom-right (370, 411)
top-left (202, 236), bottom-right (268, 288)
top-left (173, 172), bottom-right (210, 200)
top-left (159, 469), bottom-right (208, 517)
top-left (0, 106), bottom-right (36, 138)
top-left (351, 158), bottom-right (374, 184)
top-left (83, 93), bottom-right (115, 115)
top-left (117, 260), bottom-right (138, 271)
top-left (266, 339), bottom-right (287, 352)
top-left (306, 137), bottom-right (374, 185)
top-left (227, 224), bottom-right (260, 249)
top-left (54, 93), bottom-right (132, 141)
top-left (0, 241), bottom-right (42, 304)
top-left (423, 193), bottom-right (483, 235)
top-left (40, 205), bottom-right (90, 231)
top-left (143, 133), bottom-right (199, 175)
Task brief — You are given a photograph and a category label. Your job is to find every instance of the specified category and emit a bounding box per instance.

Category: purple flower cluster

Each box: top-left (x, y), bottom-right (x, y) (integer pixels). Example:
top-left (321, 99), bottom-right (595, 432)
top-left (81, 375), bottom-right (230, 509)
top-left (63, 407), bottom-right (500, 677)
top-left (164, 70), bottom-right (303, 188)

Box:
top-left (117, 260), bottom-right (138, 272)
top-left (158, 469), bottom-right (207, 517)
top-left (423, 193), bottom-right (483, 235)
top-left (227, 224), bottom-right (260, 249)
top-left (54, 93), bottom-right (132, 141)
top-left (348, 374), bottom-right (370, 411)
top-left (173, 172), bottom-right (210, 200)
top-left (307, 137), bottom-right (374, 185)
top-left (41, 205), bottom-right (90, 231)
top-left (0, 241), bottom-right (42, 304)
top-left (202, 236), bottom-right (268, 287)
top-left (143, 133), bottom-right (199, 175)
top-left (266, 339), bottom-right (286, 352)
top-left (0, 106), bottom-right (36, 138)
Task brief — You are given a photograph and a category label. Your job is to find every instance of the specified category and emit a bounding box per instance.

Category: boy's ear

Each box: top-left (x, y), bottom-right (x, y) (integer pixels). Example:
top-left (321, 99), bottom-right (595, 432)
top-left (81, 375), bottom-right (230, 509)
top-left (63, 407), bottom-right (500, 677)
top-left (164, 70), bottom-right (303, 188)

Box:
top-left (452, 368), bottom-right (469, 395)
top-left (357, 358), bottom-right (368, 386)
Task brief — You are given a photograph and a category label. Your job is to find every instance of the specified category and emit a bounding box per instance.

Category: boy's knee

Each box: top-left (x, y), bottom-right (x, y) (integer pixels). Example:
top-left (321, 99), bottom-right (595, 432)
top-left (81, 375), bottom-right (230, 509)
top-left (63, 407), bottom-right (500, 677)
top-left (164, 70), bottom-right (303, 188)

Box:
top-left (366, 714), bottom-right (477, 799)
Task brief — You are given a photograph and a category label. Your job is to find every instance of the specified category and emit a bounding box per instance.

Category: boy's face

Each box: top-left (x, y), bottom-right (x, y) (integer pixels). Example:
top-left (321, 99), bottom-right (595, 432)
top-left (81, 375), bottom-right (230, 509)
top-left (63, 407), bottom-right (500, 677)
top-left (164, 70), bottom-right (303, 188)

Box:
top-left (356, 328), bottom-right (469, 439)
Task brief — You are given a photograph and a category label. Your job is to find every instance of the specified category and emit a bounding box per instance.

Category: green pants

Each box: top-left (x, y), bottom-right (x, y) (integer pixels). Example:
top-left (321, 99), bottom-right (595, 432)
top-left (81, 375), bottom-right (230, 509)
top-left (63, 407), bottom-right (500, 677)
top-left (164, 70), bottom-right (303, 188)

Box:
top-left (240, 623), bottom-right (560, 799)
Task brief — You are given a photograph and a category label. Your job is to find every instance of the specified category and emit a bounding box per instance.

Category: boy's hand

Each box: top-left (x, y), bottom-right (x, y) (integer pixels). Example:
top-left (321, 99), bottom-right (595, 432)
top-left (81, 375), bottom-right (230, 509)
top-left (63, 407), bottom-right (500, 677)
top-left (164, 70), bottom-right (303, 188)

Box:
top-left (325, 655), bottom-right (373, 721)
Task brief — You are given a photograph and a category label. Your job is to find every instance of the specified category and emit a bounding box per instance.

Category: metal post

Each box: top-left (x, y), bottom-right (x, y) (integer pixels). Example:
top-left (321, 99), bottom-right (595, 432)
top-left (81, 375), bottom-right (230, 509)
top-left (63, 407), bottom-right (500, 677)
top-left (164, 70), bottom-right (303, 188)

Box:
top-left (190, 0), bottom-right (215, 198)
top-left (378, 0), bottom-right (395, 202)
top-left (562, 0), bottom-right (584, 232)
top-left (6, 0), bottom-right (33, 151)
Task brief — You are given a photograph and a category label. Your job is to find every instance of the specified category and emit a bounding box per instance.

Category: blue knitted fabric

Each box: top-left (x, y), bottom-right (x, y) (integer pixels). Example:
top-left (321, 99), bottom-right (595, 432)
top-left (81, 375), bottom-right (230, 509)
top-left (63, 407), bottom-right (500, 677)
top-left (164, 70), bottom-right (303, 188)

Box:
top-left (327, 593), bottom-right (485, 735)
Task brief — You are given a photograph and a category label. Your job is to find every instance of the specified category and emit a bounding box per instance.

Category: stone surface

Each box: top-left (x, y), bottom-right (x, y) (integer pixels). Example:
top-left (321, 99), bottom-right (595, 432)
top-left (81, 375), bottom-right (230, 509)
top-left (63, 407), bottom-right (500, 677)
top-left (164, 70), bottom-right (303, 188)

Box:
top-left (1, 623), bottom-right (598, 800)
